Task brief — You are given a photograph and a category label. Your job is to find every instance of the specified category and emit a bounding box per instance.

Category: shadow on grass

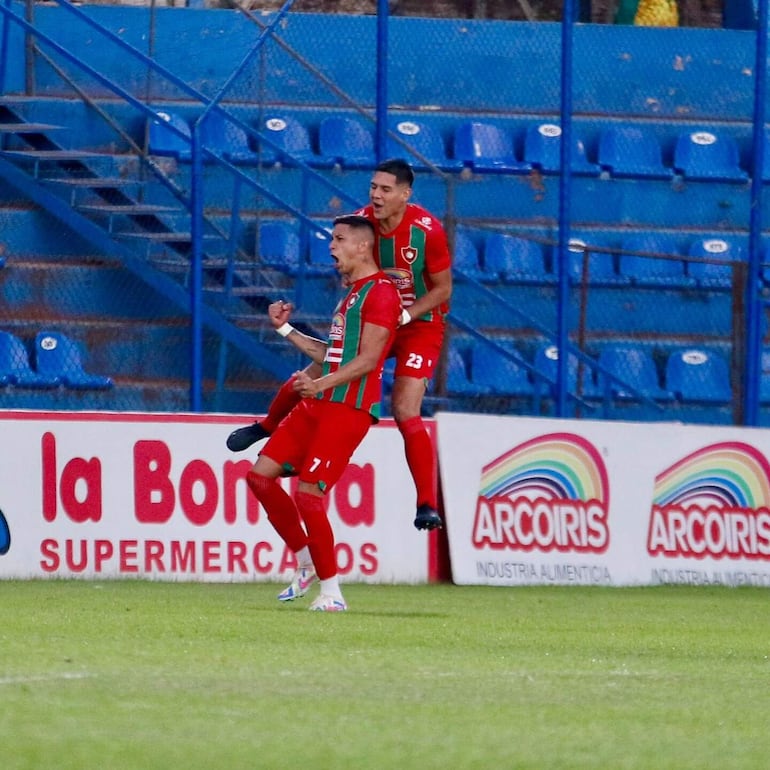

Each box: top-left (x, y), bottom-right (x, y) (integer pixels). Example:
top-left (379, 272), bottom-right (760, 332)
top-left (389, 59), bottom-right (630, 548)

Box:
top-left (250, 605), bottom-right (449, 619)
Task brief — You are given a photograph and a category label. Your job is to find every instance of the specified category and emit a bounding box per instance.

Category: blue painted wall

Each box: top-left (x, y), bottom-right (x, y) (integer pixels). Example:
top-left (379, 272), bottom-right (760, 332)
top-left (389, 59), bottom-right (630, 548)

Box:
top-left (2, 5), bottom-right (761, 121)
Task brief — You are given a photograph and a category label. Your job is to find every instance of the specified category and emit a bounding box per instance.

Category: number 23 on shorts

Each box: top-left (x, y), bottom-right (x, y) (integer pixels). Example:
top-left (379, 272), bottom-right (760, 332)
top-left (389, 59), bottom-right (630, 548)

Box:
top-left (405, 352), bottom-right (424, 370)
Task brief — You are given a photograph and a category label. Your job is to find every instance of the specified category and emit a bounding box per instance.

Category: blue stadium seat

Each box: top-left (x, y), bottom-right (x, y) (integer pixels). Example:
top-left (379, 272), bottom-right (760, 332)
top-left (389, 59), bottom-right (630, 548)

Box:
top-left (523, 123), bottom-right (599, 175)
top-left (597, 126), bottom-right (673, 179)
top-left (307, 226), bottom-right (336, 274)
top-left (687, 236), bottom-right (743, 289)
top-left (484, 233), bottom-right (555, 284)
top-left (598, 126), bottom-right (674, 179)
top-left (673, 130), bottom-right (748, 182)
top-left (388, 119), bottom-right (463, 171)
top-left (619, 234), bottom-right (693, 287)
top-left (147, 111), bottom-right (192, 161)
top-left (34, 331), bottom-right (113, 389)
top-left (533, 343), bottom-right (601, 399)
top-left (453, 231), bottom-right (493, 281)
top-left (259, 114), bottom-right (325, 167)
top-left (318, 116), bottom-right (376, 169)
top-left (665, 348), bottom-right (731, 403)
top-left (381, 357), bottom-right (396, 394)
top-left (470, 342), bottom-right (533, 396)
top-left (447, 342), bottom-right (490, 395)
top-left (0, 330), bottom-right (59, 388)
top-left (596, 345), bottom-right (673, 401)
top-left (452, 121), bottom-right (530, 173)
top-left (566, 239), bottom-right (628, 286)
top-left (199, 111), bottom-right (260, 164)
top-left (258, 222), bottom-right (301, 274)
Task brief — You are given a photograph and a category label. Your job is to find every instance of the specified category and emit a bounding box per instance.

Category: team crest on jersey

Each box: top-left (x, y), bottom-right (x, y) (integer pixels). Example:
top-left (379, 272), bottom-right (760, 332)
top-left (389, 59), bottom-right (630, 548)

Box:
top-left (346, 292), bottom-right (359, 309)
top-left (401, 246), bottom-right (418, 264)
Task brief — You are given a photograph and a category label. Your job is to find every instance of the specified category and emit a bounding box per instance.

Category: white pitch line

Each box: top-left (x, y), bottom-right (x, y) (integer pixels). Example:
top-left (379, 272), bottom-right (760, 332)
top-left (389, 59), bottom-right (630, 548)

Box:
top-left (0, 672), bottom-right (95, 686)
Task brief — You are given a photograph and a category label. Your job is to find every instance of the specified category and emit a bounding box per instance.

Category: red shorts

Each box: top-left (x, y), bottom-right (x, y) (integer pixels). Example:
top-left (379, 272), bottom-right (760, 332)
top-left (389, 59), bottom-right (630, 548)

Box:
top-left (389, 320), bottom-right (445, 380)
top-left (261, 398), bottom-right (373, 492)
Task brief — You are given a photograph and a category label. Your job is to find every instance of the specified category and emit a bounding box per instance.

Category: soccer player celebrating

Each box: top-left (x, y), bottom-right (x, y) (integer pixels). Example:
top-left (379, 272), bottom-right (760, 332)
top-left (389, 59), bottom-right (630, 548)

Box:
top-left (230, 158), bottom-right (452, 532)
top-left (246, 215), bottom-right (400, 612)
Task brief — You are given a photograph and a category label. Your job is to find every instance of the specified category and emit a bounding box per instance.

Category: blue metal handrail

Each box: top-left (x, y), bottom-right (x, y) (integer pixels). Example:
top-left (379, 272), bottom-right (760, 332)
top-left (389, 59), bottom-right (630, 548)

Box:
top-left (0, 0), bottom-right (10, 94)
top-left (555, 0), bottom-right (577, 419)
top-left (744, 0), bottom-right (769, 426)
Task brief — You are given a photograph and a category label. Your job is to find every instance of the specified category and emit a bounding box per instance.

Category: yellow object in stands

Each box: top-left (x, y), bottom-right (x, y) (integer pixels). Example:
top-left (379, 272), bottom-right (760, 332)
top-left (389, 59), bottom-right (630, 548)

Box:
top-left (634, 0), bottom-right (679, 27)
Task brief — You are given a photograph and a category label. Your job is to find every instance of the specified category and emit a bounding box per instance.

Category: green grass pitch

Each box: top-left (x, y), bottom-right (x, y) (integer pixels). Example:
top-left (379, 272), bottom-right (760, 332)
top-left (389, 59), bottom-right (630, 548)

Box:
top-left (2, 580), bottom-right (769, 769)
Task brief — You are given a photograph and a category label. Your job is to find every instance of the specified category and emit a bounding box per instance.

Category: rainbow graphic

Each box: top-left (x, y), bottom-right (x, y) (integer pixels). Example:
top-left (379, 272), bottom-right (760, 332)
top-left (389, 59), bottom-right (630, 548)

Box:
top-left (653, 442), bottom-right (770, 509)
top-left (479, 432), bottom-right (609, 504)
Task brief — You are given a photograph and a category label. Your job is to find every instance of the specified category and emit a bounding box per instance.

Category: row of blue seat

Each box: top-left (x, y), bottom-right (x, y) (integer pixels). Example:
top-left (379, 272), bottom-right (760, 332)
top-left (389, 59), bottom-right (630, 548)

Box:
top-left (253, 220), bottom-right (754, 290)
top-left (148, 110), bottom-right (758, 182)
top-left (0, 330), bottom-right (113, 389)
top-left (455, 230), bottom-right (757, 289)
top-left (256, 221), bottom-right (336, 275)
top-left (0, 325), bottom-right (741, 407)
top-left (447, 341), bottom-right (739, 405)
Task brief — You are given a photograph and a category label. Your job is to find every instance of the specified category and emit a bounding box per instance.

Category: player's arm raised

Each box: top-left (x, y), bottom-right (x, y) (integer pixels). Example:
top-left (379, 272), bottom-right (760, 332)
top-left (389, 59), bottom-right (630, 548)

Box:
top-left (269, 299), bottom-right (327, 364)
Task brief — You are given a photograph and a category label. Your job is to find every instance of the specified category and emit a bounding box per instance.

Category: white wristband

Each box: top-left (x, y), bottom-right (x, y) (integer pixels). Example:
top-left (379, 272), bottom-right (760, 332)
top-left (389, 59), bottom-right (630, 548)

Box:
top-left (276, 323), bottom-right (295, 338)
top-left (400, 308), bottom-right (412, 326)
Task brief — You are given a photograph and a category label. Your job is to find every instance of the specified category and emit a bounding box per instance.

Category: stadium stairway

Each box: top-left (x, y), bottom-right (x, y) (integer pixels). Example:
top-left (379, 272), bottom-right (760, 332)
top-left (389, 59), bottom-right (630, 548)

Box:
top-left (0, 100), bottom-right (315, 405)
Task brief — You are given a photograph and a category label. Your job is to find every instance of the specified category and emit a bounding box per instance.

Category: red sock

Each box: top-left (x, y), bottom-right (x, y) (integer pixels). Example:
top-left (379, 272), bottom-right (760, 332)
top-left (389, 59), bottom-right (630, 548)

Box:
top-left (398, 416), bottom-right (437, 509)
top-left (261, 377), bottom-right (302, 433)
top-left (296, 491), bottom-right (337, 580)
top-left (246, 471), bottom-right (307, 553)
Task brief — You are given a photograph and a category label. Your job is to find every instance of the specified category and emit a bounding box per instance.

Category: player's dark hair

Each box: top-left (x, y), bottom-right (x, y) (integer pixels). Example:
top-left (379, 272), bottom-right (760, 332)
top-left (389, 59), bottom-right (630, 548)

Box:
top-left (376, 158), bottom-right (414, 187)
top-left (333, 214), bottom-right (376, 238)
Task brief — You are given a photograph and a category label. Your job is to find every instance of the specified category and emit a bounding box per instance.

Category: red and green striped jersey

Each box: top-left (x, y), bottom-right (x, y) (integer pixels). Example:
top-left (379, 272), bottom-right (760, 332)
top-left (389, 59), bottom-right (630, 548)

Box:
top-left (320, 271), bottom-right (400, 419)
top-left (356, 203), bottom-right (451, 323)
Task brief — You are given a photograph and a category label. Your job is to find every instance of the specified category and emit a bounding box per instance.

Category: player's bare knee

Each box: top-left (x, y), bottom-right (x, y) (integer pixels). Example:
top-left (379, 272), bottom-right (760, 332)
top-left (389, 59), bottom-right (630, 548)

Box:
top-left (391, 382), bottom-right (426, 422)
top-left (391, 396), bottom-right (419, 424)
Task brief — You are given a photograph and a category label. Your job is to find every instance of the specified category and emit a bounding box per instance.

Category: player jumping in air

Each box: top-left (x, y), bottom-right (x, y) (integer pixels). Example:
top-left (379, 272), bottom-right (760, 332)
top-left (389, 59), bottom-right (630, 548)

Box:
top-left (246, 214), bottom-right (401, 611)
top-left (228, 159), bottom-right (452, 532)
